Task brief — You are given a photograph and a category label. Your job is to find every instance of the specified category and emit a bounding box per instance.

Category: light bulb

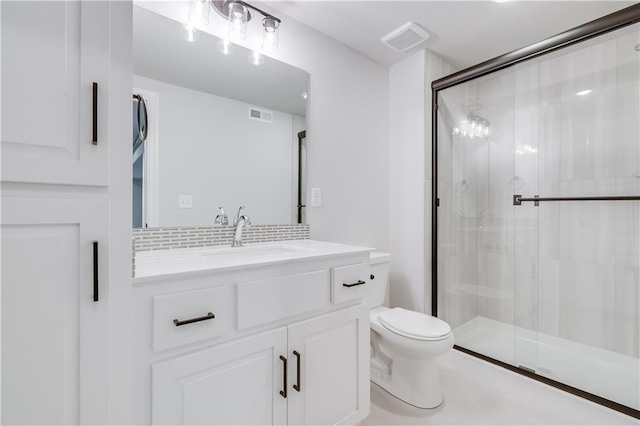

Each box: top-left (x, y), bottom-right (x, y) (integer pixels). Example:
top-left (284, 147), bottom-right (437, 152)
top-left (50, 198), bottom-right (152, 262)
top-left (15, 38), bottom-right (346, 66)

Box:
top-left (261, 16), bottom-right (280, 52)
top-left (188, 0), bottom-right (210, 27)
top-left (248, 50), bottom-right (264, 66)
top-left (180, 23), bottom-right (200, 42)
top-left (228, 2), bottom-right (248, 41)
top-left (217, 38), bottom-right (235, 55)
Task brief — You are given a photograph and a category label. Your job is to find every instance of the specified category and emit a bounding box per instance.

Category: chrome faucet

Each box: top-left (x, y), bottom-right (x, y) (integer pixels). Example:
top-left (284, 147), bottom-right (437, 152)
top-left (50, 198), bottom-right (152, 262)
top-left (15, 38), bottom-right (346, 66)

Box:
top-left (214, 206), bottom-right (228, 226)
top-left (232, 206), bottom-right (251, 247)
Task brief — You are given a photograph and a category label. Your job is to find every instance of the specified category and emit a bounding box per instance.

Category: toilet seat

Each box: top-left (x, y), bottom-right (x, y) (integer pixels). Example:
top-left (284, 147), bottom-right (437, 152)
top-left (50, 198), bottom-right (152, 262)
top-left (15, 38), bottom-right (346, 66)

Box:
top-left (378, 308), bottom-right (451, 341)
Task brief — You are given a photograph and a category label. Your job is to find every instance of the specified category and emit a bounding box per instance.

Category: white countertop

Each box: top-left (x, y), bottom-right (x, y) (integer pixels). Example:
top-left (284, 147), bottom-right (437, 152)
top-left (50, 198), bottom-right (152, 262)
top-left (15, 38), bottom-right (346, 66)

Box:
top-left (133, 239), bottom-right (374, 282)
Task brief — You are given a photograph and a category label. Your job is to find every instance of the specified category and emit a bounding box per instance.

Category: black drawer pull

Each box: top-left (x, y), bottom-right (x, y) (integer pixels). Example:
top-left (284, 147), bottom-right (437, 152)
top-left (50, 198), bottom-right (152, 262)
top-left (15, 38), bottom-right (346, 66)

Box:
top-left (370, 274), bottom-right (375, 280)
top-left (343, 280), bottom-right (366, 288)
top-left (92, 241), bottom-right (99, 302)
top-left (92, 82), bottom-right (98, 144)
top-left (173, 312), bottom-right (215, 326)
top-left (293, 351), bottom-right (301, 392)
top-left (279, 355), bottom-right (287, 398)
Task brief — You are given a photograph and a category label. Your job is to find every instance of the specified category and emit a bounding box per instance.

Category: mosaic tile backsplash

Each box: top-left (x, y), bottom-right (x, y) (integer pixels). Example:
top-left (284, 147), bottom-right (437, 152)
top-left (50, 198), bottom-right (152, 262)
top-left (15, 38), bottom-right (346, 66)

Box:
top-left (132, 224), bottom-right (310, 277)
top-left (133, 224), bottom-right (310, 252)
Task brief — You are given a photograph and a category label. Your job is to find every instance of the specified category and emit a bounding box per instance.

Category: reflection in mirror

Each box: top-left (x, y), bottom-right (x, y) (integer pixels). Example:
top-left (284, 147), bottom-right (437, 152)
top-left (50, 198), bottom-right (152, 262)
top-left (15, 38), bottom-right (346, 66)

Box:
top-left (132, 5), bottom-right (308, 228)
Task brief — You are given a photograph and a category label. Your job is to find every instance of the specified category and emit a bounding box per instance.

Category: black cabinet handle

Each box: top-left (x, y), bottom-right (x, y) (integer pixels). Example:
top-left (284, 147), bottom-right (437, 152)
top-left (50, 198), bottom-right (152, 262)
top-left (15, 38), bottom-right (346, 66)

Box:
top-left (173, 312), bottom-right (215, 326)
top-left (92, 82), bottom-right (98, 144)
top-left (279, 355), bottom-right (287, 398)
top-left (343, 280), bottom-right (366, 288)
top-left (293, 351), bottom-right (301, 392)
top-left (92, 241), bottom-right (99, 302)
top-left (370, 274), bottom-right (375, 280)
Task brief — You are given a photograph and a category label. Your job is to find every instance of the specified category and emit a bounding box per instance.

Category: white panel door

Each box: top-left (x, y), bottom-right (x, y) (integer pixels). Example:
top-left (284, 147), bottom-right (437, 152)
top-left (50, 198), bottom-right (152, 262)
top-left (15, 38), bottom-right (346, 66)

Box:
top-left (287, 304), bottom-right (370, 425)
top-left (1, 198), bottom-right (110, 424)
top-left (152, 327), bottom-right (288, 425)
top-left (1, 1), bottom-right (109, 186)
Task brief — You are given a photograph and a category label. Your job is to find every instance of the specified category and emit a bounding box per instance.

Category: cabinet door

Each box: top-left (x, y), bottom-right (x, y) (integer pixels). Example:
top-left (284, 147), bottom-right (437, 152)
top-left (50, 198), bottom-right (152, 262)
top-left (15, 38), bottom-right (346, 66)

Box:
top-left (1, 198), bottom-right (110, 424)
top-left (1, 1), bottom-right (109, 186)
top-left (152, 327), bottom-right (287, 425)
top-left (287, 304), bottom-right (370, 425)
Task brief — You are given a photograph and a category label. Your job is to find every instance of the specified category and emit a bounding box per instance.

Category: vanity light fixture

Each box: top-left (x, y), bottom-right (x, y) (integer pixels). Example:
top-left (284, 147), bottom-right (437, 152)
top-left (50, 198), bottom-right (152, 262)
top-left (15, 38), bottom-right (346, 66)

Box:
top-left (211, 0), bottom-right (282, 63)
top-left (182, 1), bottom-right (281, 63)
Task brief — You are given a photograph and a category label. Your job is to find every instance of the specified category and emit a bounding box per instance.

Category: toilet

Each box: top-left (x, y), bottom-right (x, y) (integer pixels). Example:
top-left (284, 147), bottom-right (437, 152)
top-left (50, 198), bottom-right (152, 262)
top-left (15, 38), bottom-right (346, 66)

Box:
top-left (367, 252), bottom-right (454, 409)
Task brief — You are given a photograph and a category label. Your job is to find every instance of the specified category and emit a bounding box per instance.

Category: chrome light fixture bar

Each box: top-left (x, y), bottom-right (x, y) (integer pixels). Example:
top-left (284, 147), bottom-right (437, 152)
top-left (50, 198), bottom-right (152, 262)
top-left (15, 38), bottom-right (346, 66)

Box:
top-left (210, 0), bottom-right (281, 63)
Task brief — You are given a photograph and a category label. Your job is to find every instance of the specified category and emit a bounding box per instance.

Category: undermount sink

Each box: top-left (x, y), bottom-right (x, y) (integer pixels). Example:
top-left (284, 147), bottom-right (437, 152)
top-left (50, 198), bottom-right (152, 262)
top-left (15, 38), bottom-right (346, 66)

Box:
top-left (198, 245), bottom-right (302, 261)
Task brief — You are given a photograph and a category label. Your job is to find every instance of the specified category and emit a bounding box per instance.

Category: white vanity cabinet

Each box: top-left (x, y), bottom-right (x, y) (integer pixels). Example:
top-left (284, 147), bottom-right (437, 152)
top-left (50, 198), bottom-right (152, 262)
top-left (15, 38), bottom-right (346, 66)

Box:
top-left (1, 1), bottom-right (110, 186)
top-left (133, 246), bottom-right (372, 426)
top-left (151, 304), bottom-right (368, 426)
top-left (152, 327), bottom-right (288, 425)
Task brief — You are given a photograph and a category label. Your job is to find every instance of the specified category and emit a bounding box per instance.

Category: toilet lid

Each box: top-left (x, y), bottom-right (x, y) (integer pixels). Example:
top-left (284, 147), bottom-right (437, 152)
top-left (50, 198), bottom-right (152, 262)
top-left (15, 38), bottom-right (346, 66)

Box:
top-left (378, 308), bottom-right (451, 341)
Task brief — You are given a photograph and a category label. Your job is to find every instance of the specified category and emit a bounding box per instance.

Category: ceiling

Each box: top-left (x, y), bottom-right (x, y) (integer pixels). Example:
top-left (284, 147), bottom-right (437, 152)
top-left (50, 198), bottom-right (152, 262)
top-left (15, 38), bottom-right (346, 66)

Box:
top-left (262, 0), bottom-right (636, 68)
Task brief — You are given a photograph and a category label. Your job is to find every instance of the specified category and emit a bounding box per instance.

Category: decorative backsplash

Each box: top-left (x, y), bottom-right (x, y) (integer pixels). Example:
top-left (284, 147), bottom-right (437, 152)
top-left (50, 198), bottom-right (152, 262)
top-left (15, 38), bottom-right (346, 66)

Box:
top-left (132, 224), bottom-right (310, 252)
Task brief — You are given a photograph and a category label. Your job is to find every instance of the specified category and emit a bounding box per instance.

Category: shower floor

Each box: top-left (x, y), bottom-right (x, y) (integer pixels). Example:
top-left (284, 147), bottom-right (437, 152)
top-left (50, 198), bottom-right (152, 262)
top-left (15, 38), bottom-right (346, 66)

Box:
top-left (453, 316), bottom-right (640, 411)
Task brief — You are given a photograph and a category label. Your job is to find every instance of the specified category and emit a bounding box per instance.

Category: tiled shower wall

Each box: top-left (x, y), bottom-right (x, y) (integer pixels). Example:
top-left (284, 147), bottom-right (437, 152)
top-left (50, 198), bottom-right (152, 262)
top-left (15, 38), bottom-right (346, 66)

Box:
top-left (133, 224), bottom-right (310, 252)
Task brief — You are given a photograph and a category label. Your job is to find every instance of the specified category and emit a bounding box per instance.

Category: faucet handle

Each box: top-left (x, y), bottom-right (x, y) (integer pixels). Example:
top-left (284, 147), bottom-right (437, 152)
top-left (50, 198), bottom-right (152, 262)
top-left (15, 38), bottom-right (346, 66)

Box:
top-left (215, 207), bottom-right (229, 226)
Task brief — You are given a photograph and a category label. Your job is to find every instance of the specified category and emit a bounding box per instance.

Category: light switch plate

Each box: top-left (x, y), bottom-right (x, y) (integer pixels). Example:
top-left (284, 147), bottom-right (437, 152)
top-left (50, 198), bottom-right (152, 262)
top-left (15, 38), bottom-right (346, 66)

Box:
top-left (178, 195), bottom-right (193, 209)
top-left (311, 188), bottom-right (322, 207)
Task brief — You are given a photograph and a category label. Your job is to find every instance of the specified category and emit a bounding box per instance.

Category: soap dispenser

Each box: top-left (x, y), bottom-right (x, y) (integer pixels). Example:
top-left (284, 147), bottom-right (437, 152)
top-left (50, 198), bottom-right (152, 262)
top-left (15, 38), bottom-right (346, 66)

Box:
top-left (214, 207), bottom-right (228, 226)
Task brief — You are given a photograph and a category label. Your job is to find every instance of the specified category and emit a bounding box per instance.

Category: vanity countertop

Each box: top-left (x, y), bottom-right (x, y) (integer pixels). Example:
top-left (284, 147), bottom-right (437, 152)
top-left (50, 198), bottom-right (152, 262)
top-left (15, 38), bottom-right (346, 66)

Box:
top-left (133, 239), bottom-right (374, 282)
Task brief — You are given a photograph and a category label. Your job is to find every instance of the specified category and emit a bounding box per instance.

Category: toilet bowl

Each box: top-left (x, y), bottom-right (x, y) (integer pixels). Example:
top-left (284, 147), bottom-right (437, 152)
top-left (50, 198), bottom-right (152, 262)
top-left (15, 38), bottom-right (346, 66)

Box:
top-left (366, 252), bottom-right (454, 409)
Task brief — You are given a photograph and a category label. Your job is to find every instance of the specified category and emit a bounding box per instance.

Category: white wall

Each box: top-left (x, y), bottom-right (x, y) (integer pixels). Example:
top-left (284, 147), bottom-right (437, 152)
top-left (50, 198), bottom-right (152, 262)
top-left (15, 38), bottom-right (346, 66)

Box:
top-left (139, 2), bottom-right (389, 250)
top-left (133, 75), bottom-right (297, 226)
top-left (273, 10), bottom-right (389, 250)
top-left (389, 50), bottom-right (454, 314)
top-left (389, 51), bottom-right (427, 312)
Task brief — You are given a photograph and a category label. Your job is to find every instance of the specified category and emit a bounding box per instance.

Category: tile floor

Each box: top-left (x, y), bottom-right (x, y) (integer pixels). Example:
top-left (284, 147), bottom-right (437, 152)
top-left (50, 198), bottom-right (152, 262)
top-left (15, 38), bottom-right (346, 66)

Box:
top-left (362, 349), bottom-right (639, 425)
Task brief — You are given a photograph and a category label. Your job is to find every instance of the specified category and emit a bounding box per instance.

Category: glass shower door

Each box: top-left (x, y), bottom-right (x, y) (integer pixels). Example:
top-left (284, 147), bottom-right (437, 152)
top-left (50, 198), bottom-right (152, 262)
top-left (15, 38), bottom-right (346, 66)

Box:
top-left (436, 19), bottom-right (640, 413)
top-left (527, 21), bottom-right (640, 410)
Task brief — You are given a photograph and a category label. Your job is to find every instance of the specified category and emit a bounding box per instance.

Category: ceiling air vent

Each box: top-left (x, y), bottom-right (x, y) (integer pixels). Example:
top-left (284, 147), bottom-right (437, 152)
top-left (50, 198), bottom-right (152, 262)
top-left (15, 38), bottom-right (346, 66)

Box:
top-left (381, 22), bottom-right (430, 53)
top-left (249, 106), bottom-right (273, 124)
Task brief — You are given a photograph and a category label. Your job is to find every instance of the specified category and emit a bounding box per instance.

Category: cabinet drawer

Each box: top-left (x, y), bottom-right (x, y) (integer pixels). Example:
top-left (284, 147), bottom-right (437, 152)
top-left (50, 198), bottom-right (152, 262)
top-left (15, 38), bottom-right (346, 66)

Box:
top-left (153, 287), bottom-right (230, 352)
top-left (331, 263), bottom-right (369, 304)
top-left (237, 270), bottom-right (330, 330)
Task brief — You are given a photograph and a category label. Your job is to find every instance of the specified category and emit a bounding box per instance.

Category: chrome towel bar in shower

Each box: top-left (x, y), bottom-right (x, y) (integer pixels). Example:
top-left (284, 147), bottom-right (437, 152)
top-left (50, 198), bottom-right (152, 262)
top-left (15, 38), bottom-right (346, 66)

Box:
top-left (514, 194), bottom-right (640, 206)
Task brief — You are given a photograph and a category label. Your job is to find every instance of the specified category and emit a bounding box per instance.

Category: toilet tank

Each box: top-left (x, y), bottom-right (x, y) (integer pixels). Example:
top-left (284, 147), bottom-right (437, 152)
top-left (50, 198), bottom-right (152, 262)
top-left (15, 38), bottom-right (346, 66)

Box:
top-left (367, 252), bottom-right (390, 308)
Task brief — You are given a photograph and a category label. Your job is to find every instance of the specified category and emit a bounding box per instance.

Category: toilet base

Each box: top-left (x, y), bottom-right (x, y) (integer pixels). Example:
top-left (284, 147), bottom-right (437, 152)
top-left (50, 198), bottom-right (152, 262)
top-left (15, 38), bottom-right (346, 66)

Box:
top-left (370, 347), bottom-right (444, 409)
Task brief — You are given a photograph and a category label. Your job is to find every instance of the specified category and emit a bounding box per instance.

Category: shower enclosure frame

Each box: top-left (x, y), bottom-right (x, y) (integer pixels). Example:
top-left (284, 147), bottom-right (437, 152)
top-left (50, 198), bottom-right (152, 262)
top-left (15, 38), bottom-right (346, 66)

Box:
top-left (430, 3), bottom-right (640, 418)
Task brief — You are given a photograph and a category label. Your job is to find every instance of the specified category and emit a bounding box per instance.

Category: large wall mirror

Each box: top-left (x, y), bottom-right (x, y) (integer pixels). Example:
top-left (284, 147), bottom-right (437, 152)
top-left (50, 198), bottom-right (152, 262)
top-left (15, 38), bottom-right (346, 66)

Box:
top-left (132, 4), bottom-right (309, 228)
